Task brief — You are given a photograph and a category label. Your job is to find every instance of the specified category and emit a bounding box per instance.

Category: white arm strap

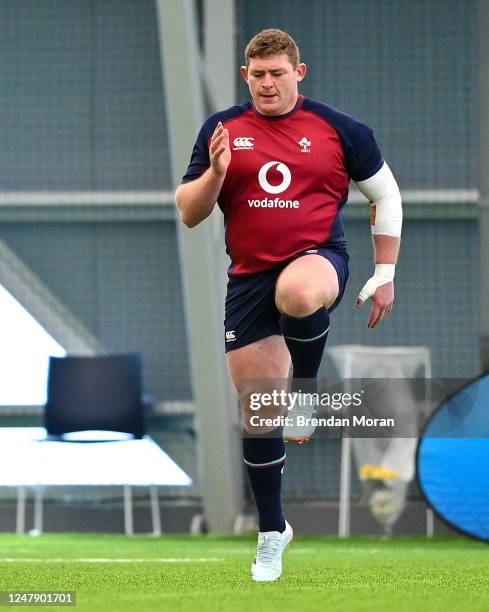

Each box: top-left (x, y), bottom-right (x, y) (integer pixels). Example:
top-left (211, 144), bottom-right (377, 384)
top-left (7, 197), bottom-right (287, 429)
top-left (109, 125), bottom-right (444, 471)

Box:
top-left (355, 162), bottom-right (402, 237)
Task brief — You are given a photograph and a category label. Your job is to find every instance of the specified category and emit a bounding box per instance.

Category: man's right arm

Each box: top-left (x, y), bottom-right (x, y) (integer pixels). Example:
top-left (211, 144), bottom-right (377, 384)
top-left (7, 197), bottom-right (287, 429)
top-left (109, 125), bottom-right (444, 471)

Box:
top-left (175, 122), bottom-right (231, 228)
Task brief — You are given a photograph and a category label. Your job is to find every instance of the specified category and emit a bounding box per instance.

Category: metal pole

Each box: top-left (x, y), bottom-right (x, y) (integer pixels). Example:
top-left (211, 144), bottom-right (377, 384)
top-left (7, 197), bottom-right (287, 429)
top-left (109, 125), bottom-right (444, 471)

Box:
top-left (424, 351), bottom-right (434, 536)
top-left (150, 486), bottom-right (162, 536)
top-left (123, 485), bottom-right (133, 536)
top-left (338, 356), bottom-right (352, 537)
top-left (203, 0), bottom-right (236, 110)
top-left (16, 486), bottom-right (26, 535)
top-left (155, 0), bottom-right (243, 532)
top-left (338, 435), bottom-right (352, 537)
top-left (33, 488), bottom-right (43, 534)
top-left (426, 507), bottom-right (435, 537)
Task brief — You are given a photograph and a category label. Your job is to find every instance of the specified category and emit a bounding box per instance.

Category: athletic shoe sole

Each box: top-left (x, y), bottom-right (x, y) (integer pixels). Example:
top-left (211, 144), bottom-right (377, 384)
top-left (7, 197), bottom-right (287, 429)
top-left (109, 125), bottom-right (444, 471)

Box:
top-left (284, 435), bottom-right (311, 444)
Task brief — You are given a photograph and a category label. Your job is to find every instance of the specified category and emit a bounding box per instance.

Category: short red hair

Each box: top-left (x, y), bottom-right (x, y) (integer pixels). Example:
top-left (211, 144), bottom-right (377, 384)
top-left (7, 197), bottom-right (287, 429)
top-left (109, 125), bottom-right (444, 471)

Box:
top-left (244, 29), bottom-right (300, 69)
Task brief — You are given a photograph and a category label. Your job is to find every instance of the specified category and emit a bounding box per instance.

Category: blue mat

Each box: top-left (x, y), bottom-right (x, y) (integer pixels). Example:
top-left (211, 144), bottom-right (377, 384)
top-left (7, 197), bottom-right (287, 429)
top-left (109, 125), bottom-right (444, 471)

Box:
top-left (417, 375), bottom-right (489, 541)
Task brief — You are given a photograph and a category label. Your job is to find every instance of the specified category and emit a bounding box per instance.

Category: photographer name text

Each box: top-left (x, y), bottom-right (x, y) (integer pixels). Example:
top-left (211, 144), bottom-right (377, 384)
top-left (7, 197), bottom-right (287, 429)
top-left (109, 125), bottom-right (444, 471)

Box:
top-left (249, 415), bottom-right (395, 428)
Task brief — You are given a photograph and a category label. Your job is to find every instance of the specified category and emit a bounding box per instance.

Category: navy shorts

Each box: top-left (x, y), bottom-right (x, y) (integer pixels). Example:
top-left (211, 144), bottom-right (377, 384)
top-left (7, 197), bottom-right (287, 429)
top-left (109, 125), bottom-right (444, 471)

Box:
top-left (224, 246), bottom-right (349, 352)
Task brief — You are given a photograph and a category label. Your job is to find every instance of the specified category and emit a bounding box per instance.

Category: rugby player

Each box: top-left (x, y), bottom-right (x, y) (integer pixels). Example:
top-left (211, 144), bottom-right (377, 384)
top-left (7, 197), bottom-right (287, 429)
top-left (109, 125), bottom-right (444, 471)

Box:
top-left (176, 28), bottom-right (402, 581)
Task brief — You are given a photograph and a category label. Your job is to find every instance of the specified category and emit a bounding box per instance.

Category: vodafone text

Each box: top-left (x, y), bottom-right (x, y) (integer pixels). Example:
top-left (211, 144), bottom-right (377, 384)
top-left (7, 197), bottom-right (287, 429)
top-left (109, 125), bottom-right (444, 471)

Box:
top-left (248, 197), bottom-right (300, 209)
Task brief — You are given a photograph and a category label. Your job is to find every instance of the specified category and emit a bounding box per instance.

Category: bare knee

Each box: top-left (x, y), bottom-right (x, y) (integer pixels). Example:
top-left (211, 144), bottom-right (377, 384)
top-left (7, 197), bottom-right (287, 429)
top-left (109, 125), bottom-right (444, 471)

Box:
top-left (275, 280), bottom-right (322, 317)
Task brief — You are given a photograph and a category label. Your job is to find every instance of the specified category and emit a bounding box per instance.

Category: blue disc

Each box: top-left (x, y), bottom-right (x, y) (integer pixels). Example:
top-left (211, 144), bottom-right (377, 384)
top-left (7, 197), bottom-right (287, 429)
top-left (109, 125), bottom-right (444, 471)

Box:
top-left (417, 374), bottom-right (489, 542)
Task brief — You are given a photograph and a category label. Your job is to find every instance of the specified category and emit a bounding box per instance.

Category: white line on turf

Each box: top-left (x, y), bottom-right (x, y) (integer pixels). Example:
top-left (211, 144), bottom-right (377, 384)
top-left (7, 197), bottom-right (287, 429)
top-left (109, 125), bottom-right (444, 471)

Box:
top-left (0, 558), bottom-right (225, 563)
top-left (207, 547), bottom-right (316, 554)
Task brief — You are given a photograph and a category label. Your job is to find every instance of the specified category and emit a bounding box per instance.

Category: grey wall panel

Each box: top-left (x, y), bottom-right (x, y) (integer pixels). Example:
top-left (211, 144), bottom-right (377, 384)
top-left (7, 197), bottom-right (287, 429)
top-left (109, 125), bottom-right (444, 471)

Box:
top-left (237, 0), bottom-right (476, 189)
top-left (0, 0), bottom-right (170, 190)
top-left (0, 221), bottom-right (191, 400)
top-left (323, 218), bottom-right (479, 378)
top-left (0, 1), bottom-right (93, 189)
top-left (92, 1), bottom-right (170, 189)
top-left (92, 221), bottom-right (190, 400)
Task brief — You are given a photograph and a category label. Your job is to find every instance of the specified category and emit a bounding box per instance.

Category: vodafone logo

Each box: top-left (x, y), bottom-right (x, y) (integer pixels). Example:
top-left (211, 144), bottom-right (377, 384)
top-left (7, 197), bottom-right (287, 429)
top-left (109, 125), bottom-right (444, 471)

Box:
top-left (249, 161), bottom-right (299, 209)
top-left (258, 161), bottom-right (292, 195)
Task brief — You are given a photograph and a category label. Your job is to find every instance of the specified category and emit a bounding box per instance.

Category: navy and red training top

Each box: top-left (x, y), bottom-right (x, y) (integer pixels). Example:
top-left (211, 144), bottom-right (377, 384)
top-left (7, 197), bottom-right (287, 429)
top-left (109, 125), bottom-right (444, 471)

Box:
top-left (182, 95), bottom-right (383, 276)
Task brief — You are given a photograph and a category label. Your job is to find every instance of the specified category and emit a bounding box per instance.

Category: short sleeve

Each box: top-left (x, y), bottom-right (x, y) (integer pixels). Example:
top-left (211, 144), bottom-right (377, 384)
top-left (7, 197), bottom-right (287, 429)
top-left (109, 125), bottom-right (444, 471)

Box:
top-left (302, 99), bottom-right (384, 183)
top-left (344, 123), bottom-right (383, 182)
top-left (180, 103), bottom-right (251, 183)
top-left (181, 124), bottom-right (210, 183)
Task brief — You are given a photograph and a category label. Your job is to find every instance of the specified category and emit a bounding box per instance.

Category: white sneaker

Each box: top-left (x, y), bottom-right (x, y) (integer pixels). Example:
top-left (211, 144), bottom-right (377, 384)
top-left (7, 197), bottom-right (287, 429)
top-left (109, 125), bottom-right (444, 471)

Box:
top-left (251, 520), bottom-right (293, 582)
top-left (283, 393), bottom-right (317, 443)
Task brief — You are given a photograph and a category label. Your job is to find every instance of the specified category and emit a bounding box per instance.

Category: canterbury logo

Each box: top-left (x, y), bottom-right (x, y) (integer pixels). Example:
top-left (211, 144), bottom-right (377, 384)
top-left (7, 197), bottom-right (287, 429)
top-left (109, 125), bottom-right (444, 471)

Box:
top-left (233, 137), bottom-right (254, 150)
top-left (258, 161), bottom-right (292, 195)
top-left (225, 331), bottom-right (236, 341)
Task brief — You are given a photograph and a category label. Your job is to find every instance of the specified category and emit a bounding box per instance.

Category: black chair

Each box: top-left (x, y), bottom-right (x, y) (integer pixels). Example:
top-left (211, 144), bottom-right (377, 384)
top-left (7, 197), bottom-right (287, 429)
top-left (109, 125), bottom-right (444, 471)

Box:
top-left (45, 353), bottom-right (145, 440)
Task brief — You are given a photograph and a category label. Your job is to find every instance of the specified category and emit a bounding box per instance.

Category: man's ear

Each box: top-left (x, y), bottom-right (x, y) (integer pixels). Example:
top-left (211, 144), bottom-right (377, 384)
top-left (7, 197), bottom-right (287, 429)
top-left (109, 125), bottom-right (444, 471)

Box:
top-left (240, 65), bottom-right (249, 83)
top-left (296, 63), bottom-right (307, 82)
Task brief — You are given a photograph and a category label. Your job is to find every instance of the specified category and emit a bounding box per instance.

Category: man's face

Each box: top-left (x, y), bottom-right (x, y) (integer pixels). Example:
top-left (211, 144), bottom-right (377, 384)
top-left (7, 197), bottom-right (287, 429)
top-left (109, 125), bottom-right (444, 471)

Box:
top-left (240, 54), bottom-right (306, 116)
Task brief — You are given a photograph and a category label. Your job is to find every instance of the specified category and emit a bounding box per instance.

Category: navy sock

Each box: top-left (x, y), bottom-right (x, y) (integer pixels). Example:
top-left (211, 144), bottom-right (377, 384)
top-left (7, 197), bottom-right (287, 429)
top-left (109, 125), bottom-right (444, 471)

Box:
top-left (243, 434), bottom-right (286, 533)
top-left (279, 307), bottom-right (330, 394)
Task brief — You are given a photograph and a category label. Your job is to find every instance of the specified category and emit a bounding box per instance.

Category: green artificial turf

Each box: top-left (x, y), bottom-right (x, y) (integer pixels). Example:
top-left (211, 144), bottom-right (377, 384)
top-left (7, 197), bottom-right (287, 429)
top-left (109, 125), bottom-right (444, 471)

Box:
top-left (0, 534), bottom-right (487, 611)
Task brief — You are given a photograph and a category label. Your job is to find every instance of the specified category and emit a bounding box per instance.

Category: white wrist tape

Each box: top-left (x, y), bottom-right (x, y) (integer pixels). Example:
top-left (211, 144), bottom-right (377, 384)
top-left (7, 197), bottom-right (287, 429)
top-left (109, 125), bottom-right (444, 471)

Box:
top-left (355, 162), bottom-right (402, 237)
top-left (357, 264), bottom-right (395, 302)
